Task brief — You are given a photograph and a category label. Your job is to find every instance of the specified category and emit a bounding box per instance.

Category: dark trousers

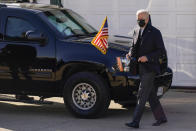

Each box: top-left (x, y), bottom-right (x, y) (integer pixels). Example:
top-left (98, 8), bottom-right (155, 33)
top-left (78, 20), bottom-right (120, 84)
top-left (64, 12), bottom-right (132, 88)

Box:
top-left (132, 64), bottom-right (167, 123)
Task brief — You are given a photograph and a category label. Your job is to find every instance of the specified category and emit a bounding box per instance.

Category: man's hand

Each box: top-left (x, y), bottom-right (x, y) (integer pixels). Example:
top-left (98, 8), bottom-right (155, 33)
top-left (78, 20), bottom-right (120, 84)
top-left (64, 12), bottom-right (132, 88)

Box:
top-left (126, 52), bottom-right (131, 60)
top-left (138, 56), bottom-right (148, 63)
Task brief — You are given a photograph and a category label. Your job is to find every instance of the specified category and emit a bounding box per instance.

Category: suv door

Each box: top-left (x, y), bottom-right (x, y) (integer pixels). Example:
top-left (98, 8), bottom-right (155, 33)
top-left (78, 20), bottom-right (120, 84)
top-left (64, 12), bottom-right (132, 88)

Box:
top-left (0, 9), bottom-right (15, 93)
top-left (0, 8), bottom-right (57, 96)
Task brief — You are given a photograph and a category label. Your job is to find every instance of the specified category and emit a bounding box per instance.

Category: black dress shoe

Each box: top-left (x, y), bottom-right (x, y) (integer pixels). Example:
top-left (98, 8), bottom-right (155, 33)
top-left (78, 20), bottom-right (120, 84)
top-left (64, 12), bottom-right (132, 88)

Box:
top-left (152, 119), bottom-right (167, 126)
top-left (125, 122), bottom-right (139, 128)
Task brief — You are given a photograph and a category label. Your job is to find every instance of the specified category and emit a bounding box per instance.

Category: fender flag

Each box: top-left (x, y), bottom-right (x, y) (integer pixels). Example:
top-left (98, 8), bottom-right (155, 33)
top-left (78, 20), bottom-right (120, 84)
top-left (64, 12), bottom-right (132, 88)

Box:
top-left (91, 17), bottom-right (109, 55)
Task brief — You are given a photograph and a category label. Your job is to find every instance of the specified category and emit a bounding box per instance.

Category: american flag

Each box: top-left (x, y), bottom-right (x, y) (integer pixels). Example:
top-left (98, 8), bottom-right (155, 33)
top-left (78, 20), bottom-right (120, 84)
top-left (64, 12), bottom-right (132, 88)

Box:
top-left (91, 17), bottom-right (109, 54)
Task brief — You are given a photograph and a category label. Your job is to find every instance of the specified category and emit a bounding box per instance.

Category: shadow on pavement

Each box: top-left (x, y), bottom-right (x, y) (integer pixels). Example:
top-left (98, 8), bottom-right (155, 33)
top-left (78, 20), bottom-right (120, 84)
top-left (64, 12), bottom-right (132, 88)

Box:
top-left (0, 100), bottom-right (137, 131)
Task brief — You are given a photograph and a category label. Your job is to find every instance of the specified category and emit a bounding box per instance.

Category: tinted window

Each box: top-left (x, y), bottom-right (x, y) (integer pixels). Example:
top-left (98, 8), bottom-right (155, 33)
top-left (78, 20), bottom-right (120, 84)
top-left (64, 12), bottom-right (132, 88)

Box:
top-left (5, 17), bottom-right (35, 41)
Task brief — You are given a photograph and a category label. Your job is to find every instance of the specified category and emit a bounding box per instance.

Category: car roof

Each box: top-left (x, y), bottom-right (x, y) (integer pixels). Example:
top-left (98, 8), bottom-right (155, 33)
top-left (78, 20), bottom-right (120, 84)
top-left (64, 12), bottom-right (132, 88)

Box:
top-left (0, 3), bottom-right (65, 13)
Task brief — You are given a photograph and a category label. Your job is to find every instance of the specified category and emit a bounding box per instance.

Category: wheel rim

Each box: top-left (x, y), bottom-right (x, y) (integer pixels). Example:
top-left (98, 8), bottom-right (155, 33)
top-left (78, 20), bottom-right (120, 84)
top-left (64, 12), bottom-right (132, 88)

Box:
top-left (72, 83), bottom-right (97, 110)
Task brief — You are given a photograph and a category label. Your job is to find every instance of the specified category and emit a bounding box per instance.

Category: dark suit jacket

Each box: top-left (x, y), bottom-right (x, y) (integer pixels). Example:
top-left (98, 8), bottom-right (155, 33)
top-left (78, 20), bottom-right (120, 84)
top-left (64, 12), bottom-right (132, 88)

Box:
top-left (129, 23), bottom-right (166, 74)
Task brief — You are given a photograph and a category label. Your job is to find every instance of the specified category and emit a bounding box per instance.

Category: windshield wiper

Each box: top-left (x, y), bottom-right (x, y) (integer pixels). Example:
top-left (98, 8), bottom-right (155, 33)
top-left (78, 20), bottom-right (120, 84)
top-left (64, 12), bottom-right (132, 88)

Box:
top-left (87, 32), bottom-right (98, 36)
top-left (65, 32), bottom-right (98, 39)
top-left (64, 34), bottom-right (88, 39)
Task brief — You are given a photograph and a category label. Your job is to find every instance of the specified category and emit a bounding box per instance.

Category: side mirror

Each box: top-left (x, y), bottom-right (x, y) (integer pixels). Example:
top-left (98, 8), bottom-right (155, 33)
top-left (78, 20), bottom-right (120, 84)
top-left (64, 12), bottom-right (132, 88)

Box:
top-left (25, 31), bottom-right (47, 46)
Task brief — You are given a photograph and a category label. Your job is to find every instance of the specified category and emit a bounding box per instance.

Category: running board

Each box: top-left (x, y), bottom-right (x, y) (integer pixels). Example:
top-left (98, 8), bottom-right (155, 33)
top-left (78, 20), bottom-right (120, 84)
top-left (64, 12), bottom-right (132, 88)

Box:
top-left (0, 98), bottom-right (53, 105)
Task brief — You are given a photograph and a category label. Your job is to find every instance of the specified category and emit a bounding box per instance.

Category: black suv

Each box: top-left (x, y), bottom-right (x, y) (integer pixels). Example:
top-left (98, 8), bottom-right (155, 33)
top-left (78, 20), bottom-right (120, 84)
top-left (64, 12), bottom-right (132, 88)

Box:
top-left (0, 3), bottom-right (172, 118)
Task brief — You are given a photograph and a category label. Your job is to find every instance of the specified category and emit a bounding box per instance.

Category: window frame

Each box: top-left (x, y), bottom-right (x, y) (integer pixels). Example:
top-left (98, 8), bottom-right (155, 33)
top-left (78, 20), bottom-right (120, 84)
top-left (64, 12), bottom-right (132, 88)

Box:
top-left (3, 16), bottom-right (39, 43)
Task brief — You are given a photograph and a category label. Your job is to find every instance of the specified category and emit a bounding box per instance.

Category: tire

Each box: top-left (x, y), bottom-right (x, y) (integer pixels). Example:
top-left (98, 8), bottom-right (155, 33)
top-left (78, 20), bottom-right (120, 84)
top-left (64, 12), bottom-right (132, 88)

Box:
top-left (63, 72), bottom-right (111, 118)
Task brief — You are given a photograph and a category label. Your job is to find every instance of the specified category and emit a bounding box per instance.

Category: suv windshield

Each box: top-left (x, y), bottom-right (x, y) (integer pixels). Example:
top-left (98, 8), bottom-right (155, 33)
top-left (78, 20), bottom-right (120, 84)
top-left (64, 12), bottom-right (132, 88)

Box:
top-left (43, 9), bottom-right (97, 37)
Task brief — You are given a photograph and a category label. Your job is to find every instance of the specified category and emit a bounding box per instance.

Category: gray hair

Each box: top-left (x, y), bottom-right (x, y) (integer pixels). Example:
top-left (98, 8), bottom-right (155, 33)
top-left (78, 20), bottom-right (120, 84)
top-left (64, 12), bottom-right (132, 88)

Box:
top-left (136, 9), bottom-right (149, 19)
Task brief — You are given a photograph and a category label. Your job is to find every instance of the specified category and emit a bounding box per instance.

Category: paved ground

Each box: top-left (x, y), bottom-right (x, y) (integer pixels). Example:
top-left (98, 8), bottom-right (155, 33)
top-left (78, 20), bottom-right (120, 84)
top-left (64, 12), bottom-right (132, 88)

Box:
top-left (0, 89), bottom-right (196, 131)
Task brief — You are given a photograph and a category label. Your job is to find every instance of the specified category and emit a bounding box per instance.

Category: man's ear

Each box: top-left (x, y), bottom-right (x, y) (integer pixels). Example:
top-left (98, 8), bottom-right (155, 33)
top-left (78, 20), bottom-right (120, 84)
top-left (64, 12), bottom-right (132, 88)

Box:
top-left (145, 17), bottom-right (149, 26)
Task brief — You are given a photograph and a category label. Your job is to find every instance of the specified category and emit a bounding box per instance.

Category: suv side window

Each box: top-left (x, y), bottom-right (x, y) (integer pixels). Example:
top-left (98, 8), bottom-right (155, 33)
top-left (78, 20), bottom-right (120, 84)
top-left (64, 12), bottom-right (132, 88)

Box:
top-left (5, 17), bottom-right (36, 41)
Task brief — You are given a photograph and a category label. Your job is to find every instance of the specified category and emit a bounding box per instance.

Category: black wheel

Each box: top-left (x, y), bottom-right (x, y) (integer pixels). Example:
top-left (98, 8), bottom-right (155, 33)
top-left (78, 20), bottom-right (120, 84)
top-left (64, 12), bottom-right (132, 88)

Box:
top-left (63, 72), bottom-right (110, 118)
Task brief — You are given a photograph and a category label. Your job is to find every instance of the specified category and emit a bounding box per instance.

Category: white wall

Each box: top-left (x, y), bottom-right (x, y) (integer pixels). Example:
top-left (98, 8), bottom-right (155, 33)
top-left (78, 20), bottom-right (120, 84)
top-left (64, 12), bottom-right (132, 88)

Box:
top-left (37, 0), bottom-right (196, 87)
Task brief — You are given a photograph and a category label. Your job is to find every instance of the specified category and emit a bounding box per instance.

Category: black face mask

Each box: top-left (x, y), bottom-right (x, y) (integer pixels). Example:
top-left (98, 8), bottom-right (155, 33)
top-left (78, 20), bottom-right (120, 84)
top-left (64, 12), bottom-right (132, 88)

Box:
top-left (137, 19), bottom-right (145, 27)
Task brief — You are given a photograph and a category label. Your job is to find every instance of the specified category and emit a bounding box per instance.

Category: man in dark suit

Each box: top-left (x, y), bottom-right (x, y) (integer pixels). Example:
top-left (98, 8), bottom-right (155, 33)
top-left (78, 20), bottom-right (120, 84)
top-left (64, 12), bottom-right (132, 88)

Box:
top-left (125, 9), bottom-right (167, 128)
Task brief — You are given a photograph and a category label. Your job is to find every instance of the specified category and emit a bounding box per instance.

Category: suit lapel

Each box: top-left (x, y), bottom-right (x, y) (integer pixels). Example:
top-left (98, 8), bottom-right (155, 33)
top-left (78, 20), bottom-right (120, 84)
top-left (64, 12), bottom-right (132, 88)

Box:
top-left (133, 26), bottom-right (140, 45)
